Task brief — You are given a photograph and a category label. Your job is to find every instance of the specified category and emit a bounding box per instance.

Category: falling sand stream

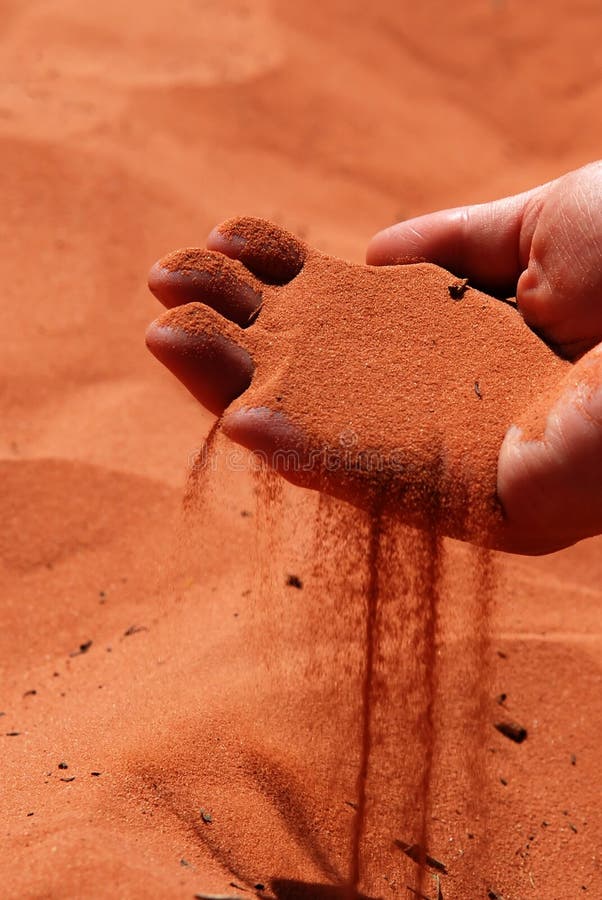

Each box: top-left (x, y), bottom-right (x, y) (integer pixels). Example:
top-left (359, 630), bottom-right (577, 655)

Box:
top-left (183, 426), bottom-right (496, 899)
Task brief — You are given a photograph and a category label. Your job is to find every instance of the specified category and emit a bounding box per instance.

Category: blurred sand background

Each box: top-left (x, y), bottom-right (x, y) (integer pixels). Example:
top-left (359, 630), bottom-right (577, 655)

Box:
top-left (1, 1), bottom-right (601, 898)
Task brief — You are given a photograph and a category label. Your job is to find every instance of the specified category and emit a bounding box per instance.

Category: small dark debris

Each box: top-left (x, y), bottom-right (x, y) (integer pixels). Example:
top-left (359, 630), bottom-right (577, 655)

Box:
top-left (286, 574), bottom-right (303, 589)
top-left (344, 800), bottom-right (358, 810)
top-left (494, 721), bottom-right (527, 744)
top-left (53, 672), bottom-right (60, 677)
top-left (6, 731), bottom-right (21, 736)
top-left (500, 778), bottom-right (508, 786)
top-left (240, 510), bottom-right (252, 518)
top-left (467, 833), bottom-right (474, 839)
top-left (60, 776), bottom-right (76, 783)
top-left (58, 762), bottom-right (68, 770)
top-left (0, 712), bottom-right (5, 717)
top-left (91, 771), bottom-right (101, 777)
top-left (569, 823), bottom-right (578, 834)
top-left (99, 591), bottom-right (106, 603)
top-left (571, 753), bottom-right (577, 766)
top-left (542, 820), bottom-right (550, 828)
top-left (496, 693), bottom-right (507, 705)
top-left (474, 380), bottom-right (483, 400)
top-left (124, 624), bottom-right (148, 637)
top-left (27, 812), bottom-right (34, 817)
top-left (487, 891), bottom-right (504, 900)
top-left (70, 640), bottom-right (92, 657)
top-left (200, 808), bottom-right (213, 824)
top-left (23, 689), bottom-right (37, 698)
top-left (180, 858), bottom-right (190, 867)
top-left (448, 278), bottom-right (469, 300)
top-left (395, 840), bottom-right (448, 874)
top-left (497, 650), bottom-right (508, 659)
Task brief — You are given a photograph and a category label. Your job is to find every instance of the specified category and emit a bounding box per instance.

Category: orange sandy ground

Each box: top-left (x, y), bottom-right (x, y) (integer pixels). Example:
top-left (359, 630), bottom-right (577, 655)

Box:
top-left (1, 2), bottom-right (602, 898)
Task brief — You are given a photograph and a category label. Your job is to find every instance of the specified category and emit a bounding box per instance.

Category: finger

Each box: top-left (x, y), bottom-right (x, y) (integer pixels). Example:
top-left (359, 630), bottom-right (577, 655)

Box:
top-left (207, 216), bottom-right (308, 285)
top-left (222, 405), bottom-right (327, 494)
top-left (221, 406), bottom-right (362, 507)
top-left (222, 406), bottom-right (303, 463)
top-left (497, 344), bottom-right (602, 553)
top-left (148, 249), bottom-right (263, 327)
top-left (366, 186), bottom-right (544, 295)
top-left (146, 303), bottom-right (255, 416)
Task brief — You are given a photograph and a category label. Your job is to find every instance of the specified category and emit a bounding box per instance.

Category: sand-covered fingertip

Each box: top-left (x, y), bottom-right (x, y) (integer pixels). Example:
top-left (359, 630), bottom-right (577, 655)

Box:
top-left (146, 304), bottom-right (255, 415)
top-left (148, 248), bottom-right (263, 324)
top-left (221, 405), bottom-right (315, 487)
top-left (209, 216), bottom-right (308, 285)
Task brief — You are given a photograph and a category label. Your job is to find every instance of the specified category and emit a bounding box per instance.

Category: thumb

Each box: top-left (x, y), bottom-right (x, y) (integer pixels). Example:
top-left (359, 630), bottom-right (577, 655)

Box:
top-left (498, 344), bottom-right (602, 554)
top-left (366, 185), bottom-right (544, 296)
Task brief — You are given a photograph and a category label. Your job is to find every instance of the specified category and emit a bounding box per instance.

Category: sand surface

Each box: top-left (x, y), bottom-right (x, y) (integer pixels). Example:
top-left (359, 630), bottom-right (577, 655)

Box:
top-left (1, 2), bottom-right (602, 898)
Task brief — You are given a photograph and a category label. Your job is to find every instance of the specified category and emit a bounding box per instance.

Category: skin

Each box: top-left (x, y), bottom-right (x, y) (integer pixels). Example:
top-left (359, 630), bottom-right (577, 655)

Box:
top-left (147, 161), bottom-right (602, 555)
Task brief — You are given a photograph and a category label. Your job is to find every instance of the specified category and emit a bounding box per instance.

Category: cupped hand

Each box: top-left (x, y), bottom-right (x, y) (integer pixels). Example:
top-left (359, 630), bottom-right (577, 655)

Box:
top-left (146, 208), bottom-right (584, 554)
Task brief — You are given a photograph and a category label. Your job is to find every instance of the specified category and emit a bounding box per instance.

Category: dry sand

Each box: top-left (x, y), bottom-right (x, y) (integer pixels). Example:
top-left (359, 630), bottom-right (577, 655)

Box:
top-left (1, 2), bottom-right (602, 898)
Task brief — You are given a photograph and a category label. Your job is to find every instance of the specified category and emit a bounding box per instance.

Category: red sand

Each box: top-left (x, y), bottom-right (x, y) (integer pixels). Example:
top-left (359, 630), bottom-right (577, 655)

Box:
top-left (165, 233), bottom-right (568, 542)
top-left (2, 2), bottom-right (602, 899)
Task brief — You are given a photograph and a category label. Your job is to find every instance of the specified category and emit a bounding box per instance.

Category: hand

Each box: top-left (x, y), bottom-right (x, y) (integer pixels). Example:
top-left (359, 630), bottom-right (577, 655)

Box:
top-left (367, 161), bottom-right (602, 553)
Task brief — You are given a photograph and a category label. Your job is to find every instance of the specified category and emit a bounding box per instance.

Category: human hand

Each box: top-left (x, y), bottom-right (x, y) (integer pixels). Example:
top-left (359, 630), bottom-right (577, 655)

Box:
top-left (147, 212), bottom-right (569, 554)
top-left (367, 161), bottom-right (602, 553)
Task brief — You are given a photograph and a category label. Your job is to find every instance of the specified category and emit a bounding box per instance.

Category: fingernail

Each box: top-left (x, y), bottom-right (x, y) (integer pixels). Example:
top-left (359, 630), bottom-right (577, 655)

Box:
top-left (208, 226), bottom-right (246, 254)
